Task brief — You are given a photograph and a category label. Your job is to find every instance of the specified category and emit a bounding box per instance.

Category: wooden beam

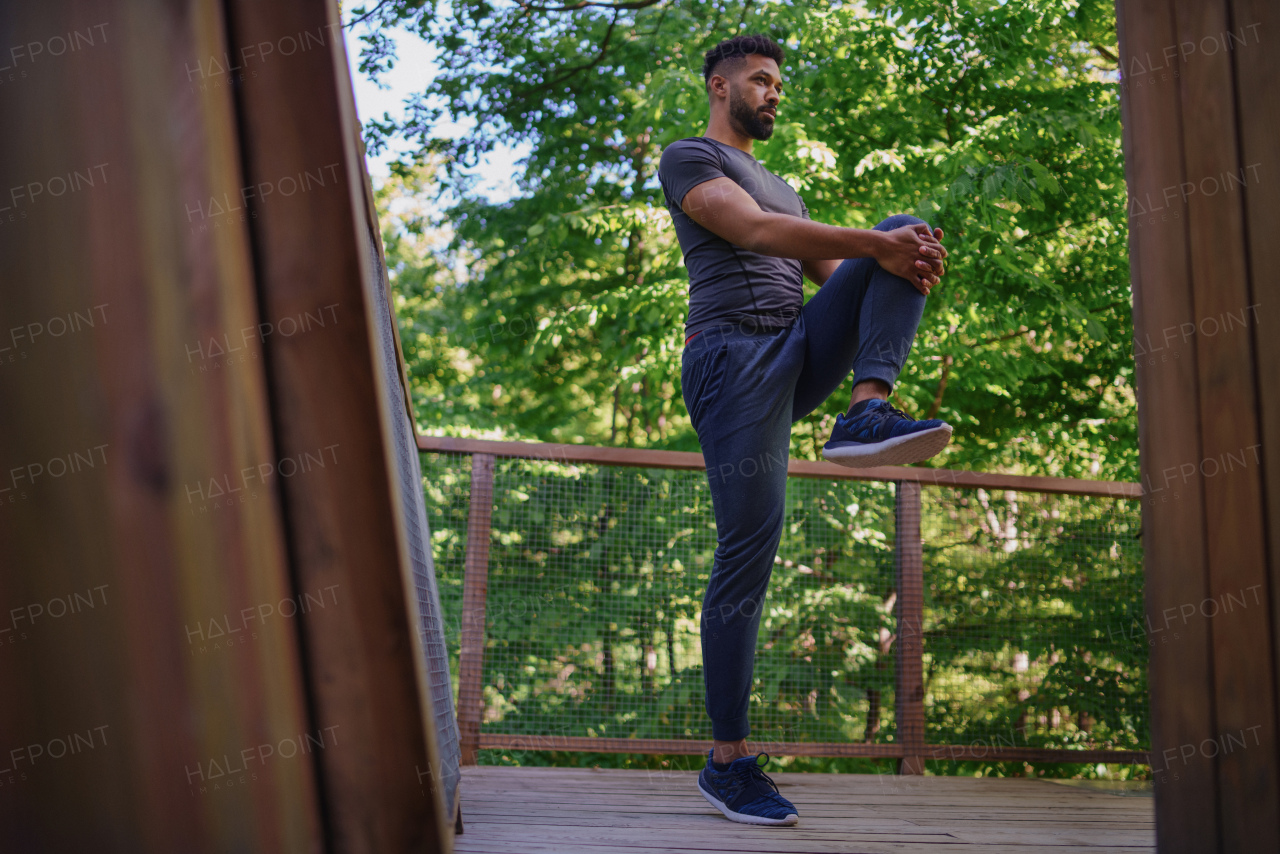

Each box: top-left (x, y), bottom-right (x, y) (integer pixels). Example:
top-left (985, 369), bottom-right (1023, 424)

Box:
top-left (0, 1), bottom-right (324, 849)
top-left (1172, 0), bottom-right (1277, 848)
top-left (350, 125), bottom-right (419, 440)
top-left (1228, 0), bottom-right (1280, 830)
top-left (416, 436), bottom-right (1141, 498)
top-left (1116, 4), bottom-right (1218, 850)
top-left (221, 0), bottom-right (451, 849)
top-left (458, 455), bottom-right (495, 765)
top-left (895, 482), bottom-right (926, 775)
top-left (1119, 0), bottom-right (1280, 849)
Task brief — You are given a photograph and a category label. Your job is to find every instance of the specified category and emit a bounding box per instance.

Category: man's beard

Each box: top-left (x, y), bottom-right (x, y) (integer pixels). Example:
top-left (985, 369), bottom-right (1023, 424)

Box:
top-left (729, 87), bottom-right (775, 140)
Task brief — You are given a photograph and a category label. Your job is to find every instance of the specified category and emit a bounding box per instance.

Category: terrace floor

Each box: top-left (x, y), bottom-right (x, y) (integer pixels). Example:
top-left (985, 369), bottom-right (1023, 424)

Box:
top-left (454, 765), bottom-right (1154, 854)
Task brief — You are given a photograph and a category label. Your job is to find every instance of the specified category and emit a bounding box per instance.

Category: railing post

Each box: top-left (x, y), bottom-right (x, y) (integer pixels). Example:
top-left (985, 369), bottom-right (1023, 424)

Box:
top-left (458, 453), bottom-right (495, 765)
top-left (895, 480), bottom-right (926, 774)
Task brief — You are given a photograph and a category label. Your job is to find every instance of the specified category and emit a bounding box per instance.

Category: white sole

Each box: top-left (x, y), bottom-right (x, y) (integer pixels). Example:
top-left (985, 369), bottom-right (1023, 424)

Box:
top-left (697, 776), bottom-right (799, 826)
top-left (823, 424), bottom-right (953, 468)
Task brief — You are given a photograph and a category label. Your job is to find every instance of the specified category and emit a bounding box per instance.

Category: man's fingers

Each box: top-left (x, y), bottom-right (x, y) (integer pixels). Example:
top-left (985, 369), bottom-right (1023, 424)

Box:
top-left (899, 224), bottom-right (948, 287)
top-left (915, 226), bottom-right (948, 258)
top-left (923, 240), bottom-right (948, 259)
top-left (914, 224), bottom-right (941, 244)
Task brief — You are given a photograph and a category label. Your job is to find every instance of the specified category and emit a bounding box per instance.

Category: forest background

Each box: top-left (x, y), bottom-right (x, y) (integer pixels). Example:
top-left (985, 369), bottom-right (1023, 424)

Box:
top-left (345, 0), bottom-right (1148, 779)
top-left (349, 0), bottom-right (1134, 480)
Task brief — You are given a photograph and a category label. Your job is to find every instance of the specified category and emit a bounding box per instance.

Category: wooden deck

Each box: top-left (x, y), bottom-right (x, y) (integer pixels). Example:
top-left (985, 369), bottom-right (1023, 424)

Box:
top-left (454, 766), bottom-right (1154, 853)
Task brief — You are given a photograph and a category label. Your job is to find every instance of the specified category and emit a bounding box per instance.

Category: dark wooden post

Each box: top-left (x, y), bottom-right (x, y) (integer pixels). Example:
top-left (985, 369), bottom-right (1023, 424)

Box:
top-left (1118, 1), bottom-right (1280, 850)
top-left (895, 481), bottom-right (926, 774)
top-left (458, 454), bottom-right (495, 765)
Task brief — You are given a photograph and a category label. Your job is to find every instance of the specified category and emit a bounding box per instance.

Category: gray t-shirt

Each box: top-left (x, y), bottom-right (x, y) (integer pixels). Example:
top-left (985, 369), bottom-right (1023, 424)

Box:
top-left (658, 136), bottom-right (810, 338)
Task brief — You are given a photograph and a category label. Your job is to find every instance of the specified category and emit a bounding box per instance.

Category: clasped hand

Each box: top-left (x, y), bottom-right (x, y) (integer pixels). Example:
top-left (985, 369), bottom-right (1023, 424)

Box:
top-left (877, 224), bottom-right (948, 296)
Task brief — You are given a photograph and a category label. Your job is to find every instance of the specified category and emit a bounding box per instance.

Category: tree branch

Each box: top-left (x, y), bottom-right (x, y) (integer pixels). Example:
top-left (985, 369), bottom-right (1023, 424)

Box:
top-left (512, 11), bottom-right (622, 102)
top-left (343, 0), bottom-right (391, 29)
top-left (971, 325), bottom-right (1031, 349)
top-left (521, 0), bottom-right (664, 12)
top-left (927, 354), bottom-right (953, 419)
top-left (1092, 43), bottom-right (1119, 64)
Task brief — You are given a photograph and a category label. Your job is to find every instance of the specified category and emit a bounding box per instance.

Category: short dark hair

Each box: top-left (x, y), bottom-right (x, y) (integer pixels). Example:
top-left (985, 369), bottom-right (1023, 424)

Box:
top-left (702, 34), bottom-right (785, 88)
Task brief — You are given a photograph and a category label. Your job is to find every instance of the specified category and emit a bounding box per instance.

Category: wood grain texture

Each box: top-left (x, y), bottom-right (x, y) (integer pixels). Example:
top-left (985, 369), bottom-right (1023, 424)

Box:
top-left (894, 482), bottom-right (925, 775)
top-left (417, 436), bottom-right (1141, 497)
top-left (458, 454), bottom-right (495, 765)
top-left (0, 1), bottom-right (322, 850)
top-left (350, 121), bottom-right (419, 437)
top-left (1116, 3), bottom-right (1219, 851)
top-left (474, 735), bottom-right (1147, 765)
top-left (1118, 0), bottom-right (1280, 849)
top-left (1228, 0), bottom-right (1280, 835)
top-left (451, 766), bottom-right (1154, 853)
top-left (1171, 0), bottom-right (1278, 848)
top-left (221, 0), bottom-right (450, 850)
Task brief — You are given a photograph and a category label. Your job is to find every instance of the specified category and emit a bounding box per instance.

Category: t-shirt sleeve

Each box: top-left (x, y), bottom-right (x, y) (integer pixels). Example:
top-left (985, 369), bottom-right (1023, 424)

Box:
top-left (658, 139), bottom-right (727, 211)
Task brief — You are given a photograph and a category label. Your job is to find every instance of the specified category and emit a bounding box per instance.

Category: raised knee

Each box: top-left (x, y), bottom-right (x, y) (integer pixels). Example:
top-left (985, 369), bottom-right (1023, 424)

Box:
top-left (877, 213), bottom-right (928, 231)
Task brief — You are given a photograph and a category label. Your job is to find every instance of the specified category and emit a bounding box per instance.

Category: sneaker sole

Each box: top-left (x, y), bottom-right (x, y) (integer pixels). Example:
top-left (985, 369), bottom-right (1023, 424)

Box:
top-left (823, 424), bottom-right (953, 468)
top-left (697, 775), bottom-right (799, 826)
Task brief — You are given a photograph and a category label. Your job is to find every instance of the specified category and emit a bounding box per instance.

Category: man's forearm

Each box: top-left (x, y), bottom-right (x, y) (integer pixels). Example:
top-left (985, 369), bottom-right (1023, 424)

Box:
top-left (744, 212), bottom-right (884, 261)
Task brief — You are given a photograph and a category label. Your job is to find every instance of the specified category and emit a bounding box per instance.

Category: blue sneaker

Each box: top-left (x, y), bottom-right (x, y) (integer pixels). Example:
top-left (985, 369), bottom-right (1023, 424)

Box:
top-left (697, 751), bottom-right (799, 826)
top-left (823, 399), bottom-right (952, 467)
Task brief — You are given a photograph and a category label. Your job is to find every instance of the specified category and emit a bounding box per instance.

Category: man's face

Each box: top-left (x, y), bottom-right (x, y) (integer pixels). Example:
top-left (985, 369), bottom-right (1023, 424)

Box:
top-left (727, 56), bottom-right (782, 140)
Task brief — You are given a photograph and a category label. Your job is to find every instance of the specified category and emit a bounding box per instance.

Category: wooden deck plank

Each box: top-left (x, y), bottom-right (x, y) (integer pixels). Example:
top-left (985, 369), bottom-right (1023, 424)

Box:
top-left (459, 807), bottom-right (1152, 828)
top-left (460, 789), bottom-right (1151, 807)
top-left (457, 848), bottom-right (1148, 854)
top-left (461, 809), bottom-right (1153, 830)
top-left (462, 767), bottom-right (1144, 791)
top-left (456, 841), bottom-right (1150, 854)
top-left (458, 828), bottom-right (961, 851)
top-left (454, 767), bottom-right (1153, 853)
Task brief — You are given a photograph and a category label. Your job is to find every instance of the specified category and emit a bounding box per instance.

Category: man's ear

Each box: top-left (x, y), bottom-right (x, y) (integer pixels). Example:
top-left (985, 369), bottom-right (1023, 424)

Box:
top-left (708, 72), bottom-right (731, 102)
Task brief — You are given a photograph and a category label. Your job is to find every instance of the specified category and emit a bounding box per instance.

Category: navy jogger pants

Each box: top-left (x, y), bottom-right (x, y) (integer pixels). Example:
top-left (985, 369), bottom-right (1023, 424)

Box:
top-left (681, 213), bottom-right (930, 741)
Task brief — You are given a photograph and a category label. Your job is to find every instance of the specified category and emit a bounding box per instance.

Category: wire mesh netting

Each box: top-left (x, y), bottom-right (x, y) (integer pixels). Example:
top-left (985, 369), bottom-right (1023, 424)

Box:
top-left (921, 487), bottom-right (1147, 757)
top-left (362, 219), bottom-right (461, 814)
top-left (421, 450), bottom-right (1147, 762)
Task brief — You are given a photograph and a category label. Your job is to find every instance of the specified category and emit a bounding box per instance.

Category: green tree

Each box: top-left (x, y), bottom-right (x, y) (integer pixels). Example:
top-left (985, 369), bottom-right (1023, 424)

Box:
top-left (358, 0), bottom-right (1135, 480)
top-left (370, 3), bottom-right (1148, 779)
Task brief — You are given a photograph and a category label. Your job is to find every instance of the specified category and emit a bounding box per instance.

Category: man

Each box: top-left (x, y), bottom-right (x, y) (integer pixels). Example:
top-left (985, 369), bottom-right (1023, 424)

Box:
top-left (657, 34), bottom-right (953, 826)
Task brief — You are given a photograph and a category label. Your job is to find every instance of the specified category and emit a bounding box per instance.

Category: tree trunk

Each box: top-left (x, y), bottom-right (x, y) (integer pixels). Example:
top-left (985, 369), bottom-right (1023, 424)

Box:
top-left (867, 592), bottom-right (897, 742)
top-left (865, 690), bottom-right (882, 740)
top-left (666, 620), bottom-right (677, 679)
top-left (596, 503), bottom-right (615, 713)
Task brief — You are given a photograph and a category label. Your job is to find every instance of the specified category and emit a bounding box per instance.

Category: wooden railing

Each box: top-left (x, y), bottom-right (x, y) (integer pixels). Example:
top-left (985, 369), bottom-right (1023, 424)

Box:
top-left (419, 434), bottom-right (1148, 773)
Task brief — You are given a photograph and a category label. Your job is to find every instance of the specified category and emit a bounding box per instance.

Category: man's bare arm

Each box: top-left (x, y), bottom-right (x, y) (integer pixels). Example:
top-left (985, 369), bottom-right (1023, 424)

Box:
top-left (681, 176), bottom-right (946, 293)
top-left (802, 258), bottom-right (842, 287)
